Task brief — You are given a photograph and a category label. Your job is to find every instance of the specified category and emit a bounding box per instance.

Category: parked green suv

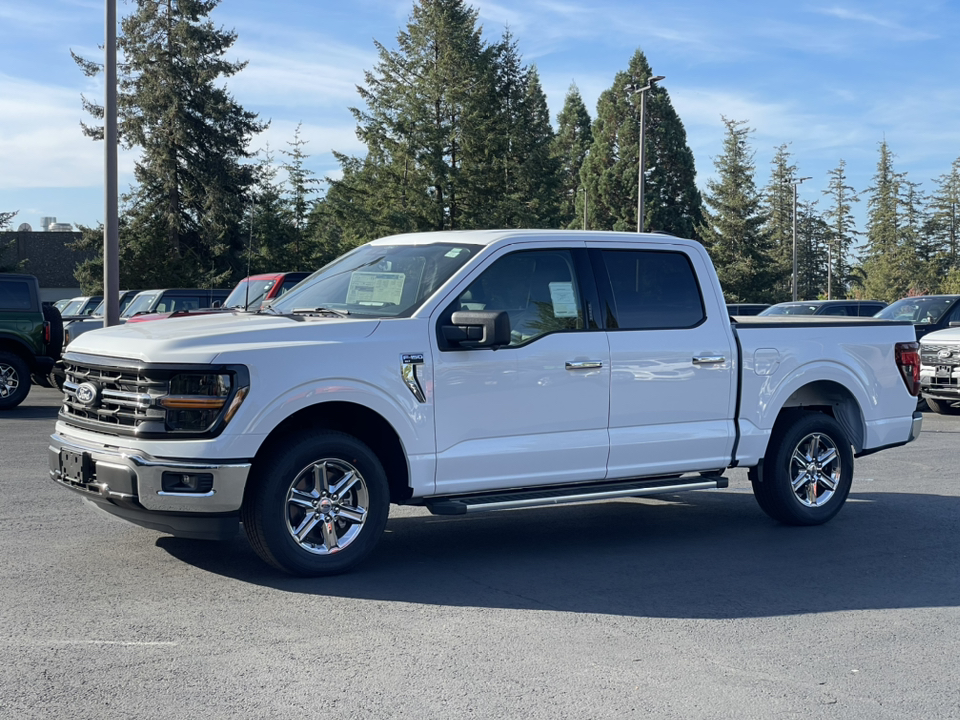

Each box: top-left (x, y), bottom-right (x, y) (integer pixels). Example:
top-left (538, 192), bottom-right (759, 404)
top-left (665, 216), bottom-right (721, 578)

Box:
top-left (0, 273), bottom-right (63, 409)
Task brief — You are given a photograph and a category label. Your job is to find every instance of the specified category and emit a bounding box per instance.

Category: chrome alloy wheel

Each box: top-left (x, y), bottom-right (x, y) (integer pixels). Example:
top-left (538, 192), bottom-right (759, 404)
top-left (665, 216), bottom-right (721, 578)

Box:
top-left (0, 362), bottom-right (20, 399)
top-left (284, 458), bottom-right (369, 555)
top-left (789, 432), bottom-right (841, 508)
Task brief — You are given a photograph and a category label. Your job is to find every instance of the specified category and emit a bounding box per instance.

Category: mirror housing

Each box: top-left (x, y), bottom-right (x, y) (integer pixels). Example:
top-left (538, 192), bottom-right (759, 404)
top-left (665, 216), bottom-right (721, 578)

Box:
top-left (443, 310), bottom-right (511, 349)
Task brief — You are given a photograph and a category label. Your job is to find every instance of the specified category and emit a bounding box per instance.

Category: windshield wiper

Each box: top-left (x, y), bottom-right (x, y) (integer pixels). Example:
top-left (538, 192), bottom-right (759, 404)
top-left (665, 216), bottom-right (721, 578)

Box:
top-left (290, 307), bottom-right (350, 318)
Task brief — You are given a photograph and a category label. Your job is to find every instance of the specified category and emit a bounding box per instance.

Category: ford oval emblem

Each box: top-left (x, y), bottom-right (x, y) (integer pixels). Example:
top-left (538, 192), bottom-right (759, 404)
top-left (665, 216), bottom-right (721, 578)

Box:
top-left (75, 382), bottom-right (100, 407)
top-left (939, 349), bottom-right (953, 360)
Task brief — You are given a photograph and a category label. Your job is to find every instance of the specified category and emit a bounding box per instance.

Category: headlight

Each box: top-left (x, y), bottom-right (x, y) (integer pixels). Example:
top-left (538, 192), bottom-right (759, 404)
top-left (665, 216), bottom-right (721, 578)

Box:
top-left (159, 371), bottom-right (249, 433)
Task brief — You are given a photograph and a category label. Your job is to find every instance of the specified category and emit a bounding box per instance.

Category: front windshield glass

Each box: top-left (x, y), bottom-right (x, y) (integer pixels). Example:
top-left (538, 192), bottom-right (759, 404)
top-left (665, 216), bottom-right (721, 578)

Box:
top-left (224, 279), bottom-right (277, 311)
top-left (759, 303), bottom-right (819, 316)
top-left (62, 300), bottom-right (84, 316)
top-left (122, 292), bottom-right (159, 318)
top-left (269, 242), bottom-right (480, 318)
top-left (875, 297), bottom-right (957, 323)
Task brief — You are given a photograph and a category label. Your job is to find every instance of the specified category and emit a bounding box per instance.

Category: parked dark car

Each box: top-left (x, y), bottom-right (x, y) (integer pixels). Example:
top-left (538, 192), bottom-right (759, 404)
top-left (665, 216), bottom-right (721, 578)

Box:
top-left (0, 273), bottom-right (63, 408)
top-left (875, 295), bottom-right (960, 340)
top-left (122, 287), bottom-right (231, 323)
top-left (726, 303), bottom-right (770, 316)
top-left (758, 299), bottom-right (888, 317)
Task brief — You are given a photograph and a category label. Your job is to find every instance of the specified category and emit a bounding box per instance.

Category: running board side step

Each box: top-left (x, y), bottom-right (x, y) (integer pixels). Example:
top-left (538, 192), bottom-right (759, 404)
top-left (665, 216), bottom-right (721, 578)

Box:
top-left (425, 474), bottom-right (729, 516)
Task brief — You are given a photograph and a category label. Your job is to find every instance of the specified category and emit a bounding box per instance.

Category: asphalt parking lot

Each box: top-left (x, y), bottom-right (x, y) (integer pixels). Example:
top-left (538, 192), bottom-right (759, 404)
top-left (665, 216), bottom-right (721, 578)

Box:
top-left (2, 387), bottom-right (959, 719)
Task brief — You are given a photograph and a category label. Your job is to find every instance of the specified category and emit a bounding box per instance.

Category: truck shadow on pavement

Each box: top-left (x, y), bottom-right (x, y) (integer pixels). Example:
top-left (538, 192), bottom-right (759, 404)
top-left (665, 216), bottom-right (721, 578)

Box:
top-left (4, 403), bottom-right (60, 421)
top-left (157, 488), bottom-right (960, 620)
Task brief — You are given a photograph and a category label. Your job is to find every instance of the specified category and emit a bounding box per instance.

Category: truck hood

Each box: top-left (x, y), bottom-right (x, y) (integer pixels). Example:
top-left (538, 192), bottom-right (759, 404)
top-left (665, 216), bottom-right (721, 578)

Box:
top-left (920, 326), bottom-right (960, 344)
top-left (65, 311), bottom-right (381, 364)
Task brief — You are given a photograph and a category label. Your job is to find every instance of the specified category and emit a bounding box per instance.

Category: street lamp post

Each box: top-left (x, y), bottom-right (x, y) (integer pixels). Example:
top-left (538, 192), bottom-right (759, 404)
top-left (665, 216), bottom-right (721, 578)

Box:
top-left (578, 186), bottom-right (587, 230)
top-left (104, 0), bottom-right (119, 326)
top-left (791, 176), bottom-right (812, 301)
top-left (627, 75), bottom-right (665, 233)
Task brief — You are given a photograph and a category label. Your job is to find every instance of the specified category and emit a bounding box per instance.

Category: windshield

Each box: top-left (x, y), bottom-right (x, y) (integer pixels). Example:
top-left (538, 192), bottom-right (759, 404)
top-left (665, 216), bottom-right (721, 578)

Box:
top-left (122, 292), bottom-right (159, 318)
top-left (224, 279), bottom-right (277, 311)
top-left (62, 300), bottom-right (84, 316)
top-left (268, 242), bottom-right (480, 318)
top-left (759, 303), bottom-right (820, 316)
top-left (875, 297), bottom-right (957, 323)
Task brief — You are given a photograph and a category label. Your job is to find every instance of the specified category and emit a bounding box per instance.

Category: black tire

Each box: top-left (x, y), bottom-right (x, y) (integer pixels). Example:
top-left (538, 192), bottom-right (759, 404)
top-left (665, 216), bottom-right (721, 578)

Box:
top-left (241, 430), bottom-right (390, 576)
top-left (751, 411), bottom-right (854, 526)
top-left (924, 396), bottom-right (960, 415)
top-left (0, 351), bottom-right (31, 410)
top-left (42, 305), bottom-right (64, 360)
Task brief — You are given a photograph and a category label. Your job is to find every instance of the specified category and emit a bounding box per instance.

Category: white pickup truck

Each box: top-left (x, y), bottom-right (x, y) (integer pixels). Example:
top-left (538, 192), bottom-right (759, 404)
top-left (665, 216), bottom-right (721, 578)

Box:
top-left (48, 230), bottom-right (923, 575)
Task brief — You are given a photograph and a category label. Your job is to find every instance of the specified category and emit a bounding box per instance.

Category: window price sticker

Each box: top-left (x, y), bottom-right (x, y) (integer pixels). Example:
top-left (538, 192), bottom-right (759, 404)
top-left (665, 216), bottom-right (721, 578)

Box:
top-left (346, 272), bottom-right (406, 306)
top-left (549, 282), bottom-right (578, 317)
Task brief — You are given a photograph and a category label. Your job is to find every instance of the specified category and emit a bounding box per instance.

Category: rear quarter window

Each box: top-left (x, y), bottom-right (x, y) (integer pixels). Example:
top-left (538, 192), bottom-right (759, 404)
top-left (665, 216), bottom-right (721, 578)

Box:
top-left (0, 281), bottom-right (32, 310)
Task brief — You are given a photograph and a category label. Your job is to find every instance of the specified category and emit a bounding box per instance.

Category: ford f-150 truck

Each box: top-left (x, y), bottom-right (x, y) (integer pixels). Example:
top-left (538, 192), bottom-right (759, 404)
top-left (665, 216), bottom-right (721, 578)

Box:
top-left (47, 230), bottom-right (923, 575)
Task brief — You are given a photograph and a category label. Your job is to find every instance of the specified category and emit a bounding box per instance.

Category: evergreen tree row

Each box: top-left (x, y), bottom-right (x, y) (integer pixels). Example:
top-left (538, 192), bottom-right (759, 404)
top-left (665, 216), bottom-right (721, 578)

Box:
top-left (67, 0), bottom-right (960, 308)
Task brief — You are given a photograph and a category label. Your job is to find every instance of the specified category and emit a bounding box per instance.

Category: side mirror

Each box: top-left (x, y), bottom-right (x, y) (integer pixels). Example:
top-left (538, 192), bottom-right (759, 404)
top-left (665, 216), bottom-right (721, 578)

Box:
top-left (211, 300), bottom-right (222, 308)
top-left (442, 310), bottom-right (511, 349)
top-left (949, 321), bottom-right (960, 328)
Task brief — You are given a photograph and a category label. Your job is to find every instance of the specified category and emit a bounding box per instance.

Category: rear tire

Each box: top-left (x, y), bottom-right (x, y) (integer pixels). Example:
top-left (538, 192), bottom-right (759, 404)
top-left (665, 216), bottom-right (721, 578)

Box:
top-left (0, 351), bottom-right (30, 410)
top-left (751, 411), bottom-right (854, 526)
top-left (241, 431), bottom-right (390, 576)
top-left (924, 396), bottom-right (960, 415)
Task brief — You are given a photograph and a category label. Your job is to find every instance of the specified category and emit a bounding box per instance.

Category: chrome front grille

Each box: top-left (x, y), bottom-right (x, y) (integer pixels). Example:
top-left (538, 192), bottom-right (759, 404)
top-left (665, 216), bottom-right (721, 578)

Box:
top-left (61, 358), bottom-right (167, 434)
top-left (921, 343), bottom-right (960, 366)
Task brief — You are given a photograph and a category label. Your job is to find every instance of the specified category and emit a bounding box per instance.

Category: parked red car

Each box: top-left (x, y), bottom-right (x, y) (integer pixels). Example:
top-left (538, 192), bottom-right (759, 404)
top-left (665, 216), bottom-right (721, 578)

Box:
top-left (126, 272), bottom-right (310, 323)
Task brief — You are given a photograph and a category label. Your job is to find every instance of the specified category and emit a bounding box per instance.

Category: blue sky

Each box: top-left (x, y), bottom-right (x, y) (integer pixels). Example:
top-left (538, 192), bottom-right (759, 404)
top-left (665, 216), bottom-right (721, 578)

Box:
top-left (1, 0), bottom-right (958, 236)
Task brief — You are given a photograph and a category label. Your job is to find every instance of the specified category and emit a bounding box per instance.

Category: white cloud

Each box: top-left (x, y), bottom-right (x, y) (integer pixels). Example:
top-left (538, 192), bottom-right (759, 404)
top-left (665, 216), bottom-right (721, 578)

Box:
top-left (0, 73), bottom-right (137, 190)
top-left (812, 5), bottom-right (938, 40)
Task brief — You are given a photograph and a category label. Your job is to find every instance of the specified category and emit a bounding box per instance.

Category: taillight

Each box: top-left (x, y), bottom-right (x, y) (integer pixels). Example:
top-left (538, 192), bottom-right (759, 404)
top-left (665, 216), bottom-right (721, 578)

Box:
top-left (895, 341), bottom-right (921, 397)
top-left (43, 321), bottom-right (51, 343)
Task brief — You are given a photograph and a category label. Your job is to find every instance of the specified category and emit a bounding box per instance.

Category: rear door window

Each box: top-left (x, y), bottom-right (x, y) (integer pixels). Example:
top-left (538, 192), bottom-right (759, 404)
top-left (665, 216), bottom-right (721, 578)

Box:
top-left (595, 250), bottom-right (705, 330)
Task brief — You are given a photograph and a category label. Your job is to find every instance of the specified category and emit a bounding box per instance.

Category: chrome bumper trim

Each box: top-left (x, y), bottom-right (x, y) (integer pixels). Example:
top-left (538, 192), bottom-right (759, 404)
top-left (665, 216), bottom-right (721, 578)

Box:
top-left (48, 434), bottom-right (250, 513)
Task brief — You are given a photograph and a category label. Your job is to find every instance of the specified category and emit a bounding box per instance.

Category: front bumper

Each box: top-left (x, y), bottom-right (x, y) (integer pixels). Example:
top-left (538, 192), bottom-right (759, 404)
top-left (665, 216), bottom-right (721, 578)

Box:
top-left (48, 433), bottom-right (251, 540)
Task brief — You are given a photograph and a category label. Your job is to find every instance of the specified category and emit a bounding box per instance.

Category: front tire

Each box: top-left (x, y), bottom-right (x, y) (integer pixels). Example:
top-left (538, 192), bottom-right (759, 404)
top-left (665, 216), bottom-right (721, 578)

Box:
top-left (924, 396), bottom-right (960, 415)
top-left (0, 351), bottom-right (30, 410)
top-left (242, 431), bottom-right (390, 576)
top-left (751, 411), bottom-right (854, 526)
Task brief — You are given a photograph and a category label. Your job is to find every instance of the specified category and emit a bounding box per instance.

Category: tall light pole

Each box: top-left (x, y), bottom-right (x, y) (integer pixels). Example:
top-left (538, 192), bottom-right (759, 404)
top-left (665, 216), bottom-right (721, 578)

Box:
top-left (792, 176), bottom-right (812, 301)
top-left (578, 186), bottom-right (587, 230)
top-left (104, 0), bottom-right (119, 326)
top-left (627, 75), bottom-right (665, 233)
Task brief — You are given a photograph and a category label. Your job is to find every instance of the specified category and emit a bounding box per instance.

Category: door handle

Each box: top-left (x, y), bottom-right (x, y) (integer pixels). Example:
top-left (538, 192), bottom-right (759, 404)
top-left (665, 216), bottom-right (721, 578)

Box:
top-left (692, 356), bottom-right (726, 365)
top-left (566, 360), bottom-right (603, 370)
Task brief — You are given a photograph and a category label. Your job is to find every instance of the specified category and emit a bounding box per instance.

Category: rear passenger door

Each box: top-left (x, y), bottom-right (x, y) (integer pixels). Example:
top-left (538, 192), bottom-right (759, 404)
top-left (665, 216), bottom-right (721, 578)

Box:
top-left (588, 244), bottom-right (737, 479)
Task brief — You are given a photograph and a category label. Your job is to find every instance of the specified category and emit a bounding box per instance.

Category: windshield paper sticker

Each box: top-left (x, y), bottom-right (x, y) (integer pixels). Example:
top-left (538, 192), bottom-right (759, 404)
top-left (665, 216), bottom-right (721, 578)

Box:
top-left (346, 271), bottom-right (406, 306)
top-left (549, 282), bottom-right (578, 317)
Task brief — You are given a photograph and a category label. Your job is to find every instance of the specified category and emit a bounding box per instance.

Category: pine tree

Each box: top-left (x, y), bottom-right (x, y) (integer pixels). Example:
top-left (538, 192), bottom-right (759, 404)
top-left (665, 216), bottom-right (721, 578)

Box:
top-left (281, 123), bottom-right (320, 269)
top-left (0, 211), bottom-right (23, 272)
top-left (821, 159), bottom-right (859, 299)
top-left (334, 0), bottom-right (495, 235)
top-left (861, 140), bottom-right (907, 302)
top-left (795, 200), bottom-right (830, 299)
top-left (245, 147), bottom-right (297, 274)
top-left (552, 84), bottom-right (592, 229)
top-left (72, 0), bottom-right (266, 288)
top-left (697, 117), bottom-right (776, 303)
top-left (927, 157), bottom-right (960, 279)
top-left (762, 144), bottom-right (797, 298)
top-left (580, 49), bottom-right (702, 237)
top-left (899, 178), bottom-right (934, 293)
